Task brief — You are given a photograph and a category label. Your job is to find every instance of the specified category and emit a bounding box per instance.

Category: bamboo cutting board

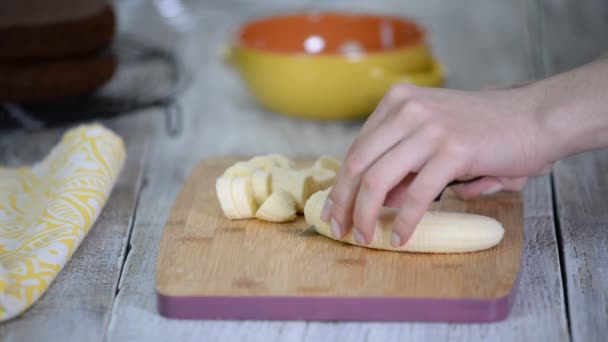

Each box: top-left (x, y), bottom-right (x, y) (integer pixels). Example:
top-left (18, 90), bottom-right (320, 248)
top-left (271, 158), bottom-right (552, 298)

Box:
top-left (156, 156), bottom-right (524, 322)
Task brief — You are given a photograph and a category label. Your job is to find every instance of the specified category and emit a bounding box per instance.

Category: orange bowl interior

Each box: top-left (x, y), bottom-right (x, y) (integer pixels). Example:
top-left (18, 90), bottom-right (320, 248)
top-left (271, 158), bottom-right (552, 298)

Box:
top-left (237, 12), bottom-right (425, 55)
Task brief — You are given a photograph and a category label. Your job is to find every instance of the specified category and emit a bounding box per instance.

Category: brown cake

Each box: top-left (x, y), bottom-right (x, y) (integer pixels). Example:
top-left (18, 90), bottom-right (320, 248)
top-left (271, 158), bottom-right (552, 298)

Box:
top-left (0, 53), bottom-right (117, 103)
top-left (0, 1), bottom-right (115, 62)
top-left (0, 1), bottom-right (117, 103)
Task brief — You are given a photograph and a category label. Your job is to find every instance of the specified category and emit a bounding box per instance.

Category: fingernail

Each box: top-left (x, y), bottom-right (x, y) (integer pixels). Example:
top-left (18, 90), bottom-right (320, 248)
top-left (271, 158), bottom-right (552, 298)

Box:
top-left (482, 184), bottom-right (503, 196)
top-left (354, 229), bottom-right (367, 246)
top-left (321, 198), bottom-right (333, 222)
top-left (391, 232), bottom-right (402, 247)
top-left (330, 218), bottom-right (342, 238)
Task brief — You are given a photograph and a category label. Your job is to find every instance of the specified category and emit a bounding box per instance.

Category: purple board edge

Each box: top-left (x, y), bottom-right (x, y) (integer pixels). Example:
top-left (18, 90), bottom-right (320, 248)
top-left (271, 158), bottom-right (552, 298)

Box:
top-left (157, 284), bottom-right (518, 323)
top-left (157, 243), bottom-right (523, 323)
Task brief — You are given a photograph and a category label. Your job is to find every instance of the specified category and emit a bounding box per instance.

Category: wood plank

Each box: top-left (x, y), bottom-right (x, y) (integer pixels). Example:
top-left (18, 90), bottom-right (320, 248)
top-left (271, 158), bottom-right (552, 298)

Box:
top-left (538, 0), bottom-right (608, 341)
top-left (553, 153), bottom-right (608, 341)
top-left (107, 0), bottom-right (568, 340)
top-left (0, 113), bottom-right (151, 341)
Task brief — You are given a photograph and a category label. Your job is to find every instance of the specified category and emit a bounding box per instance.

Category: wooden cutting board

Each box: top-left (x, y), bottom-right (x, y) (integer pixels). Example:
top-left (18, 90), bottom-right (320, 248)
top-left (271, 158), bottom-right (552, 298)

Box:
top-left (156, 156), bottom-right (524, 322)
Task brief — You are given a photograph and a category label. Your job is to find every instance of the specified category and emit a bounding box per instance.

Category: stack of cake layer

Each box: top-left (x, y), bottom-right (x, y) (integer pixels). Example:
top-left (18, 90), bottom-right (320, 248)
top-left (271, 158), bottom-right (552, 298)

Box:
top-left (0, 0), bottom-right (117, 103)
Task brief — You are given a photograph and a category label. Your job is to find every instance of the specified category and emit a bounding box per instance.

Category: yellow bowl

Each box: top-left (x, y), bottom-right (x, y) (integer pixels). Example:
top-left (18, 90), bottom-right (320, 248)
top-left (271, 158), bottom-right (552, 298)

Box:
top-left (225, 12), bottom-right (444, 120)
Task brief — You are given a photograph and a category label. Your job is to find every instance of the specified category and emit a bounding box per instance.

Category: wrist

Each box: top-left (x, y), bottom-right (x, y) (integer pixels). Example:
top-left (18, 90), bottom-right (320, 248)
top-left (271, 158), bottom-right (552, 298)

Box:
top-left (531, 59), bottom-right (608, 160)
top-left (527, 81), bottom-right (576, 162)
top-left (498, 82), bottom-right (568, 166)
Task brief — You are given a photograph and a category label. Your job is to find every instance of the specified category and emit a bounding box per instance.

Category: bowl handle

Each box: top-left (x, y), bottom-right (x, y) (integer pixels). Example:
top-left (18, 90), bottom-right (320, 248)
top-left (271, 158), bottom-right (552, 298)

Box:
top-left (378, 62), bottom-right (445, 88)
top-left (220, 44), bottom-right (237, 65)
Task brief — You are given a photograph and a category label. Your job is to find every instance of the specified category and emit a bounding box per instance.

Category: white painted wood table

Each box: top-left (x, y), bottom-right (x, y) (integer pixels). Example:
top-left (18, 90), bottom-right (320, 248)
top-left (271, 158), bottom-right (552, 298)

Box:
top-left (0, 0), bottom-right (606, 341)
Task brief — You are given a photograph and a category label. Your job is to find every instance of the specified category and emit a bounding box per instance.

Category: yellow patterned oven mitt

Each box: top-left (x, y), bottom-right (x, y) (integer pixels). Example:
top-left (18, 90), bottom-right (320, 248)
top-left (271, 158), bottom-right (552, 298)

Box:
top-left (0, 124), bottom-right (126, 321)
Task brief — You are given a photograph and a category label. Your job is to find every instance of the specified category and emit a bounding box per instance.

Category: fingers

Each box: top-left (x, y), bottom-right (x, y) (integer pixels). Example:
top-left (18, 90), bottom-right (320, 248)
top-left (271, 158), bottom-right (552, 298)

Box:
top-left (392, 153), bottom-right (463, 247)
top-left (384, 173), bottom-right (416, 208)
top-left (352, 131), bottom-right (436, 244)
top-left (357, 84), bottom-right (415, 138)
top-left (348, 93), bottom-right (428, 173)
top-left (322, 97), bottom-right (428, 240)
top-left (450, 176), bottom-right (528, 199)
top-left (450, 177), bottom-right (504, 199)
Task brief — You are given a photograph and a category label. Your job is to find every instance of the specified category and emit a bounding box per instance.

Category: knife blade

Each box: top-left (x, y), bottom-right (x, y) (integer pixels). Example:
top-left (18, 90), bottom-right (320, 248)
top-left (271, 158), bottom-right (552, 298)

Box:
top-left (299, 225), bottom-right (318, 236)
top-left (299, 176), bottom-right (484, 237)
top-left (433, 176), bottom-right (483, 201)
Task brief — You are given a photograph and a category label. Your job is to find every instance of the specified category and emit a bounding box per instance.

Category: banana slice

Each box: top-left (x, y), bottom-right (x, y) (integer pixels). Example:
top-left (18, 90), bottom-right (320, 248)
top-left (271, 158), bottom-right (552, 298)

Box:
top-left (249, 154), bottom-right (294, 170)
top-left (215, 177), bottom-right (239, 219)
top-left (313, 156), bottom-right (341, 173)
top-left (304, 189), bottom-right (505, 253)
top-left (224, 161), bottom-right (258, 178)
top-left (231, 176), bottom-right (258, 219)
top-left (251, 170), bottom-right (271, 205)
top-left (249, 156), bottom-right (275, 171)
top-left (266, 154), bottom-right (294, 169)
top-left (303, 167), bottom-right (336, 191)
top-left (256, 190), bottom-right (297, 222)
top-left (271, 167), bottom-right (315, 212)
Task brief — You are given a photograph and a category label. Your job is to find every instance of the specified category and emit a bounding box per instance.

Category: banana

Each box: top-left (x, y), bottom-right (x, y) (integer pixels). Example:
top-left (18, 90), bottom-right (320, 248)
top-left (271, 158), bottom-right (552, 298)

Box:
top-left (304, 189), bottom-right (505, 253)
top-left (215, 177), bottom-right (239, 219)
top-left (271, 167), bottom-right (315, 212)
top-left (223, 161), bottom-right (258, 178)
top-left (266, 154), bottom-right (294, 169)
top-left (255, 189), bottom-right (297, 222)
top-left (303, 167), bottom-right (336, 191)
top-left (313, 155), bottom-right (341, 173)
top-left (249, 154), bottom-right (294, 170)
top-left (249, 156), bottom-right (276, 171)
top-left (231, 176), bottom-right (258, 218)
top-left (251, 170), bottom-right (271, 205)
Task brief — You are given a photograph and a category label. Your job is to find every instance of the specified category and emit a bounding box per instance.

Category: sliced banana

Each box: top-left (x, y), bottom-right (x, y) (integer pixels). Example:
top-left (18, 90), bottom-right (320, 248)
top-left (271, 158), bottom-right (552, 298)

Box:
top-left (313, 155), bottom-right (341, 173)
top-left (231, 176), bottom-right (258, 219)
top-left (216, 177), bottom-right (239, 219)
top-left (303, 167), bottom-right (337, 191)
top-left (266, 154), bottom-right (294, 169)
top-left (304, 189), bottom-right (505, 253)
top-left (249, 156), bottom-right (276, 171)
top-left (251, 170), bottom-right (271, 205)
top-left (223, 161), bottom-right (258, 178)
top-left (249, 154), bottom-right (294, 170)
top-left (271, 167), bottom-right (315, 212)
top-left (256, 189), bottom-right (297, 222)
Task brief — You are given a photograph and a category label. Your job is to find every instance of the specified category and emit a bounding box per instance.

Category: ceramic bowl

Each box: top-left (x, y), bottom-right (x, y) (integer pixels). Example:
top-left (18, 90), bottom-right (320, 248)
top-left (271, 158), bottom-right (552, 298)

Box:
top-left (225, 12), bottom-right (444, 120)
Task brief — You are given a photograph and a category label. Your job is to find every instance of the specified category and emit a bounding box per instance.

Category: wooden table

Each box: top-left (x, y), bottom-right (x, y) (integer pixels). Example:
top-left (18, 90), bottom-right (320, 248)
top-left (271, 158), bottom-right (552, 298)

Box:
top-left (0, 0), bottom-right (606, 341)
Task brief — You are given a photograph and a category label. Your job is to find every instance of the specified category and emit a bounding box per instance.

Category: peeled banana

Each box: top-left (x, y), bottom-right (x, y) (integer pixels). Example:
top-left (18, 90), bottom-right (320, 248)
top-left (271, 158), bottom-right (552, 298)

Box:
top-left (215, 176), bottom-right (259, 219)
top-left (223, 161), bottom-right (258, 178)
top-left (252, 170), bottom-right (271, 205)
top-left (304, 189), bottom-right (505, 253)
top-left (266, 154), bottom-right (294, 169)
top-left (216, 177), bottom-right (239, 219)
top-left (255, 190), bottom-right (297, 222)
top-left (304, 167), bottom-right (337, 191)
top-left (231, 177), bottom-right (258, 218)
top-left (250, 154), bottom-right (294, 171)
top-left (313, 156), bottom-right (341, 173)
top-left (271, 167), bottom-right (315, 212)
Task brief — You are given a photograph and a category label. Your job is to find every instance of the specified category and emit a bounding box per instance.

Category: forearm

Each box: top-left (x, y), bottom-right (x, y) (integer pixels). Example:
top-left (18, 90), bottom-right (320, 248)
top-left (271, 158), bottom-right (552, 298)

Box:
top-left (531, 57), bottom-right (608, 160)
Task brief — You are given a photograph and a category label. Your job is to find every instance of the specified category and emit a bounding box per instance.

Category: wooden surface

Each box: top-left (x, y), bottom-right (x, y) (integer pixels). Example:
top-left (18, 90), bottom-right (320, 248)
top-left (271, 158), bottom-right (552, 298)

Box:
top-left (156, 156), bottom-right (522, 319)
top-left (538, 1), bottom-right (608, 341)
top-left (0, 115), bottom-right (151, 342)
top-left (553, 153), bottom-right (608, 342)
top-left (0, 0), bottom-right (605, 339)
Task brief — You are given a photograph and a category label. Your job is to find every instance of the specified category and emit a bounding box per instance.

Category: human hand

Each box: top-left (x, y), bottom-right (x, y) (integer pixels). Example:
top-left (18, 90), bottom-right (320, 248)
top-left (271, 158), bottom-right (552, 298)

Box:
top-left (321, 83), bottom-right (555, 247)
